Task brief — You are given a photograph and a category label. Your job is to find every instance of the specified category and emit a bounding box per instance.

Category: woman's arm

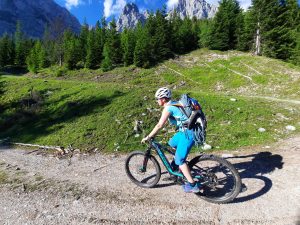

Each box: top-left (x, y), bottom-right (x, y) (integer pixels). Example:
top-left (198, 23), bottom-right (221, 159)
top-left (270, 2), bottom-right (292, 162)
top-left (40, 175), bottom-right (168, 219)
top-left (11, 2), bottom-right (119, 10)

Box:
top-left (142, 107), bottom-right (170, 142)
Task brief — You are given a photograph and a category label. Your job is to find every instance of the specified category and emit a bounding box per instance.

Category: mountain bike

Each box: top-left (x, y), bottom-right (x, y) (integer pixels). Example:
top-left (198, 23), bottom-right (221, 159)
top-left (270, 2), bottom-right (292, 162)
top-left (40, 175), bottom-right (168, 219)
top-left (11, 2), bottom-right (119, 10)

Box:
top-left (125, 139), bottom-right (241, 204)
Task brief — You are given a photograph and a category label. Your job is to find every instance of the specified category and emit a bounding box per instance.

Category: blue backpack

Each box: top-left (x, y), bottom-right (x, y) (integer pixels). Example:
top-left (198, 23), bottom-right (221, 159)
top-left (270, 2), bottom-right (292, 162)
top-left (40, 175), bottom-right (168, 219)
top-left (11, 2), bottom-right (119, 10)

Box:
top-left (171, 94), bottom-right (207, 146)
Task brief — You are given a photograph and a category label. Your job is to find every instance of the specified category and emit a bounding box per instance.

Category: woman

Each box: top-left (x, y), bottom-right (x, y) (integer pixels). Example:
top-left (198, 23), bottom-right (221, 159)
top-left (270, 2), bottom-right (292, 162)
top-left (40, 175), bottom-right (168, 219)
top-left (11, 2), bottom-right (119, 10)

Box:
top-left (141, 87), bottom-right (200, 193)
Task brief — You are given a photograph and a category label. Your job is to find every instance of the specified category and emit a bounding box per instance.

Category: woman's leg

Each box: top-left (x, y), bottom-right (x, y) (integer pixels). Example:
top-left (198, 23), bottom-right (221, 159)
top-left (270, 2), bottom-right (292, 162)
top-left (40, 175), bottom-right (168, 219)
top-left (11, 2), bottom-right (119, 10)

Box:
top-left (179, 163), bottom-right (194, 183)
top-left (174, 131), bottom-right (195, 182)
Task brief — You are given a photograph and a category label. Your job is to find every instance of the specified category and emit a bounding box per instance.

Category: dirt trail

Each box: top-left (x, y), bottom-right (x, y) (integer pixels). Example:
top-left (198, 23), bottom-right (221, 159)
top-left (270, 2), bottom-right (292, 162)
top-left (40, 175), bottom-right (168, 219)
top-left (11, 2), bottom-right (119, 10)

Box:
top-left (246, 95), bottom-right (300, 105)
top-left (0, 136), bottom-right (300, 225)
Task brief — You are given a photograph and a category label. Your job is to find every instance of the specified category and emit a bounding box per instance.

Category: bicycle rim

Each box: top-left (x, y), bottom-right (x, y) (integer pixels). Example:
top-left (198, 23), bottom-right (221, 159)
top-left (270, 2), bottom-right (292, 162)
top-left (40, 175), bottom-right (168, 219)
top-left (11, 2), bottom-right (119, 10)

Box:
top-left (125, 151), bottom-right (161, 188)
top-left (189, 155), bottom-right (241, 204)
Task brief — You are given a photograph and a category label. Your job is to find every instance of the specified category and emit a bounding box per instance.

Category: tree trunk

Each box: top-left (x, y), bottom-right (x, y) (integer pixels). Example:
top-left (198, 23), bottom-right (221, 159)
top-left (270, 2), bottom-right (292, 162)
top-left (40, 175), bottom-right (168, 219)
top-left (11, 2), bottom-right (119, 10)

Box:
top-left (254, 22), bottom-right (261, 55)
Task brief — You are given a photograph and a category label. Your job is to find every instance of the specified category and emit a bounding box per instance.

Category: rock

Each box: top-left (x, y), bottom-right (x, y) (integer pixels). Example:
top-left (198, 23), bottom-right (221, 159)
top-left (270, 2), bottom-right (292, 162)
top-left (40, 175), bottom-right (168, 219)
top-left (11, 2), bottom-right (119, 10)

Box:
top-left (202, 143), bottom-right (212, 150)
top-left (114, 143), bottom-right (120, 151)
top-left (134, 134), bottom-right (140, 138)
top-left (179, 81), bottom-right (186, 86)
top-left (258, 128), bottom-right (266, 132)
top-left (230, 98), bottom-right (237, 102)
top-left (286, 125), bottom-right (296, 131)
top-left (146, 107), bottom-right (153, 112)
top-left (134, 120), bottom-right (142, 133)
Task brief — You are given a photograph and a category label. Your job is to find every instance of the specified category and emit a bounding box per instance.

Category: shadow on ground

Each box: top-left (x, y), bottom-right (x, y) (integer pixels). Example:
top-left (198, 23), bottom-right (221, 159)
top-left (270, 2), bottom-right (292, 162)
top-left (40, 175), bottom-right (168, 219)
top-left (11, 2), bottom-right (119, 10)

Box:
top-left (229, 151), bottom-right (284, 203)
top-left (152, 151), bottom-right (284, 203)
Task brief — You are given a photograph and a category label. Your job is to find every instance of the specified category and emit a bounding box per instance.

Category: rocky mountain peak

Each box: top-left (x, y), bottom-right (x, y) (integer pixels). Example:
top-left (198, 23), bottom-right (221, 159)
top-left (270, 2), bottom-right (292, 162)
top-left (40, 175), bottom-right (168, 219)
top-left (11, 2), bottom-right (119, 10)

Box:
top-left (116, 2), bottom-right (147, 32)
top-left (116, 0), bottom-right (217, 31)
top-left (169, 0), bottom-right (217, 19)
top-left (123, 3), bottom-right (139, 14)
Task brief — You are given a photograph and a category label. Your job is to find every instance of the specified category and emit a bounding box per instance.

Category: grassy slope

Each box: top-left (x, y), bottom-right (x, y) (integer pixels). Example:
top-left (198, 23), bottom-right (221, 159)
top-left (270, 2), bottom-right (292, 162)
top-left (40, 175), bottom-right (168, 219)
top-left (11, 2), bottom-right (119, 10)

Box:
top-left (0, 49), bottom-right (299, 152)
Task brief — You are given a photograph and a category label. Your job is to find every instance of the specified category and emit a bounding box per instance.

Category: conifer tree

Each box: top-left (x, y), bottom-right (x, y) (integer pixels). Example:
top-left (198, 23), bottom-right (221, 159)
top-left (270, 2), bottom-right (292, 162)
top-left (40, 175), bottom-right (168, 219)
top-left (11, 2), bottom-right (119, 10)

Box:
top-left (14, 21), bottom-right (27, 66)
top-left (151, 10), bottom-right (171, 63)
top-left (101, 18), bottom-right (122, 70)
top-left (48, 18), bottom-right (66, 66)
top-left (86, 29), bottom-right (98, 69)
top-left (0, 34), bottom-right (14, 68)
top-left (291, 29), bottom-right (300, 65)
top-left (236, 10), bottom-right (256, 51)
top-left (179, 17), bottom-right (198, 52)
top-left (250, 0), bottom-right (299, 60)
top-left (37, 42), bottom-right (47, 69)
top-left (169, 10), bottom-right (184, 54)
top-left (287, 0), bottom-right (300, 64)
top-left (63, 31), bottom-right (81, 70)
top-left (79, 20), bottom-right (89, 64)
top-left (121, 28), bottom-right (136, 66)
top-left (134, 23), bottom-right (151, 68)
top-left (274, 0), bottom-right (299, 60)
top-left (198, 19), bottom-right (213, 48)
top-left (42, 25), bottom-right (55, 66)
top-left (209, 0), bottom-right (243, 50)
top-left (101, 43), bottom-right (113, 72)
top-left (94, 18), bottom-right (106, 67)
top-left (26, 41), bottom-right (46, 73)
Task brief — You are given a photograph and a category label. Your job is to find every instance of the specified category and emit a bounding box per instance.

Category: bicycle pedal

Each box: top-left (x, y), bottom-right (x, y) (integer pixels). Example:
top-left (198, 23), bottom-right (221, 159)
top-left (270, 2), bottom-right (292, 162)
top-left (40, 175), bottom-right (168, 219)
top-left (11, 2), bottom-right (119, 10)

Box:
top-left (175, 177), bottom-right (184, 185)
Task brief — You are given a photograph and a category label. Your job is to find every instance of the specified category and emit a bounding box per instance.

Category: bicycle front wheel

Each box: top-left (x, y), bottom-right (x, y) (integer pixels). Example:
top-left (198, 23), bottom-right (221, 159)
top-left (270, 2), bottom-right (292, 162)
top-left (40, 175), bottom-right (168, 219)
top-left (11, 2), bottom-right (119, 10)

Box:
top-left (125, 151), bottom-right (161, 188)
top-left (189, 154), bottom-right (241, 204)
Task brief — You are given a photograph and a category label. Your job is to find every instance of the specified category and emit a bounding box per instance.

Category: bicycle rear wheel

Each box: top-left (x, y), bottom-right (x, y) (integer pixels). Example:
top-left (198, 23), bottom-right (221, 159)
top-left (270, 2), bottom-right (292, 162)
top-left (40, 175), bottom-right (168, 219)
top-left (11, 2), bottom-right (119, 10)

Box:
top-left (189, 154), bottom-right (241, 204)
top-left (125, 151), bottom-right (161, 188)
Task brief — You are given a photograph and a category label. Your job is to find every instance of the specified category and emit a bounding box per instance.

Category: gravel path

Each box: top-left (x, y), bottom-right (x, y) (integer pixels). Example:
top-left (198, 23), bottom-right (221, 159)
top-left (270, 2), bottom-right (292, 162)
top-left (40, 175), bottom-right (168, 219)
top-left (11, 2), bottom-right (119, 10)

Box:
top-left (0, 136), bottom-right (300, 225)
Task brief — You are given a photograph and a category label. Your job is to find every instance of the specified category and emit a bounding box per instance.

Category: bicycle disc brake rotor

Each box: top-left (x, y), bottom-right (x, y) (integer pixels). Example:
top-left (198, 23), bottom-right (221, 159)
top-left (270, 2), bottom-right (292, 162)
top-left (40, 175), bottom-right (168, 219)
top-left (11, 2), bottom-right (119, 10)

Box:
top-left (205, 172), bottom-right (218, 189)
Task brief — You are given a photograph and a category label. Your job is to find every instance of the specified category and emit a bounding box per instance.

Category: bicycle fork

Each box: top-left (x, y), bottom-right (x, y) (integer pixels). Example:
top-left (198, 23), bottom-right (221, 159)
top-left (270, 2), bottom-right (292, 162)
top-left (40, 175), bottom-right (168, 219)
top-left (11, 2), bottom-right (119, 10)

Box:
top-left (139, 148), bottom-right (151, 173)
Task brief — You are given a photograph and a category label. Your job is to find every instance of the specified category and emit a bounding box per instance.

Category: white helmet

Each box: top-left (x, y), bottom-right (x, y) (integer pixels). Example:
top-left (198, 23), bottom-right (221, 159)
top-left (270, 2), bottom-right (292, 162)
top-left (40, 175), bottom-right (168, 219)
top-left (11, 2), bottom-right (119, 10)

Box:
top-left (155, 87), bottom-right (171, 99)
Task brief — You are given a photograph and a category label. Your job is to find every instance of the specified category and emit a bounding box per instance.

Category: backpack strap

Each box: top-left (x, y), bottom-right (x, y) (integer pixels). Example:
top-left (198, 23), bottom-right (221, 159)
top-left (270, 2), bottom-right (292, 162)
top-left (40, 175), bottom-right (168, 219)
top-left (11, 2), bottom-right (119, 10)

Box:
top-left (169, 102), bottom-right (189, 118)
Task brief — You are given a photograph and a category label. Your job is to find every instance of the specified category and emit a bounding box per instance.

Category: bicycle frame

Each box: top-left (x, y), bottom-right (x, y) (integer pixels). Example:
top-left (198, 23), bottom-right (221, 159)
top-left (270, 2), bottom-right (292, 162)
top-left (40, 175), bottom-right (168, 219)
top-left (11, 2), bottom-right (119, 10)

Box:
top-left (147, 140), bottom-right (184, 178)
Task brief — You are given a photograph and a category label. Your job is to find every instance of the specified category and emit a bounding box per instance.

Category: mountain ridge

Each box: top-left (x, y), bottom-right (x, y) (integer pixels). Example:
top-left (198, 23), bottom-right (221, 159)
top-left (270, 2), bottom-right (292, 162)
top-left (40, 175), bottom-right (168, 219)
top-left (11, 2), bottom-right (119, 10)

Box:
top-left (117, 0), bottom-right (217, 31)
top-left (0, 0), bottom-right (81, 38)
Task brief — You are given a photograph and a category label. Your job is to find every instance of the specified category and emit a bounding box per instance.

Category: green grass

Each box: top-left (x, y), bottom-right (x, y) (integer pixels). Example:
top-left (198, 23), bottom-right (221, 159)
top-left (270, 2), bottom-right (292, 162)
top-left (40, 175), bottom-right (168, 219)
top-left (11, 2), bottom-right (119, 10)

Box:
top-left (1, 49), bottom-right (300, 152)
top-left (165, 50), bottom-right (300, 99)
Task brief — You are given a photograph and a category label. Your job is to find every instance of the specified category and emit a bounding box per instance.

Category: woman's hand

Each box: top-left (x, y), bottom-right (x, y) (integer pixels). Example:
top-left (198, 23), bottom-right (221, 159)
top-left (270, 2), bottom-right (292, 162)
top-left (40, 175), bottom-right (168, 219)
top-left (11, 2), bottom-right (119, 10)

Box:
top-left (141, 136), bottom-right (150, 144)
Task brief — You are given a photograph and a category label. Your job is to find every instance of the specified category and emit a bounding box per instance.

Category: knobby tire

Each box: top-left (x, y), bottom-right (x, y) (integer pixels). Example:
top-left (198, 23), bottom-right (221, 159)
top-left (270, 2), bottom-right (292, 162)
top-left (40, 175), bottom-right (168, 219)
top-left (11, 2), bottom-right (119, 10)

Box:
top-left (125, 151), bottom-right (161, 188)
top-left (189, 154), bottom-right (241, 204)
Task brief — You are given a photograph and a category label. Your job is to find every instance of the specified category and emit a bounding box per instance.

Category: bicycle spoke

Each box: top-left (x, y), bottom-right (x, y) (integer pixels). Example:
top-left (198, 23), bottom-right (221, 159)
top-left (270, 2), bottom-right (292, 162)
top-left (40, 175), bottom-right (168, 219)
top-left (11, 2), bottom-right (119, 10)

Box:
top-left (189, 155), bottom-right (241, 203)
top-left (125, 151), bottom-right (161, 188)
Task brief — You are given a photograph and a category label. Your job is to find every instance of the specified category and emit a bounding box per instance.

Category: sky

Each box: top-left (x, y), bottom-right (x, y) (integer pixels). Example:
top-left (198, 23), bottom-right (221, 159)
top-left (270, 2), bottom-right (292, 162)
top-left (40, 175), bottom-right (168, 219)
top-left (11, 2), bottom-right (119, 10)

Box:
top-left (54, 0), bottom-right (300, 26)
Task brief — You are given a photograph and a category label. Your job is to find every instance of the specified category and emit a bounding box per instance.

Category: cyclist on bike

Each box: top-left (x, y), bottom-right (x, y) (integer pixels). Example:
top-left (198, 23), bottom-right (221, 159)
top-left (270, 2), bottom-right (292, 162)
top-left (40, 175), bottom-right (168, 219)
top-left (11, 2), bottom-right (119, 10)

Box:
top-left (141, 87), bottom-right (200, 193)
